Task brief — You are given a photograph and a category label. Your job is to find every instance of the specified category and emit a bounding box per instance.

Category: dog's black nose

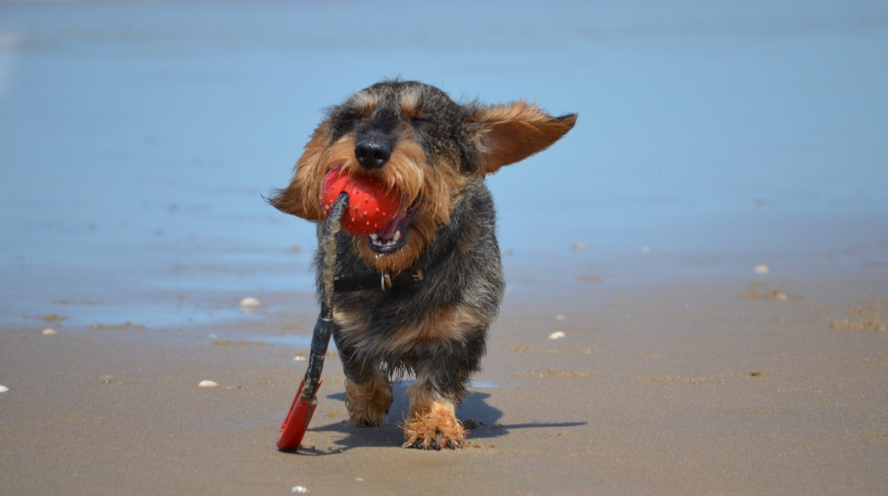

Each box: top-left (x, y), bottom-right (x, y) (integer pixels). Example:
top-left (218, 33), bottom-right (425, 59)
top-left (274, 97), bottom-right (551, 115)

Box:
top-left (355, 140), bottom-right (391, 169)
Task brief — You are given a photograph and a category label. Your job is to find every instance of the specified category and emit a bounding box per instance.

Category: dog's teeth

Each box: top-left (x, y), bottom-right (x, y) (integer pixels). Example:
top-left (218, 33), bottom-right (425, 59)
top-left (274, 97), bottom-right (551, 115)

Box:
top-left (368, 229), bottom-right (406, 251)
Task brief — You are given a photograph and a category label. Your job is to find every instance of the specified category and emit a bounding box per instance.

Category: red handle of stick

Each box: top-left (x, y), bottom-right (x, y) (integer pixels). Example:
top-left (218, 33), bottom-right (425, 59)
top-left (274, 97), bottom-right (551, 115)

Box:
top-left (277, 380), bottom-right (322, 452)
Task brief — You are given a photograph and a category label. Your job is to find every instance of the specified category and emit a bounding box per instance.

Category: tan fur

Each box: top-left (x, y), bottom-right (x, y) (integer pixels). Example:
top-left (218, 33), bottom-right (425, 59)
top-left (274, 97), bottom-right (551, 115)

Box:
top-left (403, 381), bottom-right (466, 449)
top-left (270, 122), bottom-right (332, 220)
top-left (345, 365), bottom-right (393, 427)
top-left (471, 100), bottom-right (577, 174)
top-left (347, 90), bottom-right (379, 116)
top-left (350, 141), bottom-right (468, 276)
top-left (334, 305), bottom-right (483, 358)
top-left (398, 87), bottom-right (424, 119)
top-left (273, 100), bottom-right (570, 275)
top-left (276, 125), bottom-right (446, 276)
top-left (273, 82), bottom-right (576, 450)
top-left (338, 138), bottom-right (425, 206)
top-left (333, 307), bottom-right (366, 341)
top-left (389, 305), bottom-right (487, 350)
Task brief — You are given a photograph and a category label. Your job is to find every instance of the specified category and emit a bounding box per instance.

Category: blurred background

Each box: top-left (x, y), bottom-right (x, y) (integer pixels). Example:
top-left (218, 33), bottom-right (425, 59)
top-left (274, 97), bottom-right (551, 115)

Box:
top-left (1, 1), bottom-right (886, 329)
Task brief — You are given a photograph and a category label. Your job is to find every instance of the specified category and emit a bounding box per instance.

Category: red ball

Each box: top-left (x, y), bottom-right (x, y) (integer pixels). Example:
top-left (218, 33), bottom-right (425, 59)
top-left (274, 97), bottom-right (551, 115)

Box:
top-left (321, 168), bottom-right (401, 235)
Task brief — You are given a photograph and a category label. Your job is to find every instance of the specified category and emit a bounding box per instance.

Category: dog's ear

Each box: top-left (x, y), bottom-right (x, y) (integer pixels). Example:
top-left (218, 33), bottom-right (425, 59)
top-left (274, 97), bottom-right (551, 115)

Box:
top-left (268, 123), bottom-right (330, 221)
top-left (468, 101), bottom-right (576, 175)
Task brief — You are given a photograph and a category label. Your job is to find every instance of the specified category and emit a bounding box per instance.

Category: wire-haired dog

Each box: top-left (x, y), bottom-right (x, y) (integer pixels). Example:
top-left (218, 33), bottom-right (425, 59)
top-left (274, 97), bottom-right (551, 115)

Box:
top-left (271, 80), bottom-right (575, 449)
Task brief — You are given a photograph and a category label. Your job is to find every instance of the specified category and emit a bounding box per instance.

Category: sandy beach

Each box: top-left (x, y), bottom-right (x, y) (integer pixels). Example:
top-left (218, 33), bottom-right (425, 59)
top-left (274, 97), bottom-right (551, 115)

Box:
top-left (1, 2), bottom-right (887, 495)
top-left (3, 260), bottom-right (887, 495)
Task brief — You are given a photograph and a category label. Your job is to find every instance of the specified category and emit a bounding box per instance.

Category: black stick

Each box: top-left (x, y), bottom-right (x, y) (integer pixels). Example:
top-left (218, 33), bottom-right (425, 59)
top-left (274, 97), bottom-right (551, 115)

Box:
top-left (300, 191), bottom-right (349, 401)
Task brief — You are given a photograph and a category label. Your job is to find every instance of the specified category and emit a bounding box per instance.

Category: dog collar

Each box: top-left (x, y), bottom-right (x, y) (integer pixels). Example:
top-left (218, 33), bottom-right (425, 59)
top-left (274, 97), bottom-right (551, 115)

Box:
top-left (333, 269), bottom-right (424, 293)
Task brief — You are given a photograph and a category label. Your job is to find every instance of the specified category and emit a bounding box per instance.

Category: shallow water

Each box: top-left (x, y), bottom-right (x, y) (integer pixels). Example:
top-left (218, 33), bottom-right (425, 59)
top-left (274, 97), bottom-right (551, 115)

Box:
top-left (1, 1), bottom-right (886, 329)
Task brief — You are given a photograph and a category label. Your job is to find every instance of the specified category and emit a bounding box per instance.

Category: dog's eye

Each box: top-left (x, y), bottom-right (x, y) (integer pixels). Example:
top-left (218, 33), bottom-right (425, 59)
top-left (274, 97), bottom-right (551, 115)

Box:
top-left (411, 116), bottom-right (433, 128)
top-left (341, 111), bottom-right (363, 123)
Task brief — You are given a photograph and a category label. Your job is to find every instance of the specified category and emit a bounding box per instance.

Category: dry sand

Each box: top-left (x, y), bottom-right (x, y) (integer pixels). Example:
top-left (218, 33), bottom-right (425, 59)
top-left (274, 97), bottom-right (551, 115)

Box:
top-left (2, 263), bottom-right (886, 495)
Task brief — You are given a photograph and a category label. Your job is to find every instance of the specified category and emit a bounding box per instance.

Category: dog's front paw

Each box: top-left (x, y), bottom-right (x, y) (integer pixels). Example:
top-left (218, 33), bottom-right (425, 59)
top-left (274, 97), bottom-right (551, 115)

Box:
top-left (402, 402), bottom-right (466, 450)
top-left (345, 376), bottom-right (393, 428)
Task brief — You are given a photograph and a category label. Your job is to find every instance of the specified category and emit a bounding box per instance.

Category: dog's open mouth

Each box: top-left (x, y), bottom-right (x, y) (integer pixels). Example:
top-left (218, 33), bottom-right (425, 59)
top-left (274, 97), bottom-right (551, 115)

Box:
top-left (368, 201), bottom-right (416, 254)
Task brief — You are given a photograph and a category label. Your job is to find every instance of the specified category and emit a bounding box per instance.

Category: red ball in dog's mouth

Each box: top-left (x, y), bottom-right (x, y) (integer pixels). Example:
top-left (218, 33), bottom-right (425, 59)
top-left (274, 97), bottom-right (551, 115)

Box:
top-left (321, 167), bottom-right (403, 237)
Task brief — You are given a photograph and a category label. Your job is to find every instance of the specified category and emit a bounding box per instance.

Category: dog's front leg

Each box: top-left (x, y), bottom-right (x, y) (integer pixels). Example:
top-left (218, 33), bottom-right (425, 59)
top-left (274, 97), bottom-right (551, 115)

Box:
top-left (403, 378), bottom-right (466, 450)
top-left (403, 329), bottom-right (486, 450)
top-left (334, 327), bottom-right (393, 428)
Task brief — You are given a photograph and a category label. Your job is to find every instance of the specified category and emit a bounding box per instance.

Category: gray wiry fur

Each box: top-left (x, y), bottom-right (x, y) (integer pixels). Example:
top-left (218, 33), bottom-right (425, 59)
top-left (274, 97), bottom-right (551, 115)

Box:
top-left (273, 80), bottom-right (575, 449)
top-left (318, 177), bottom-right (503, 402)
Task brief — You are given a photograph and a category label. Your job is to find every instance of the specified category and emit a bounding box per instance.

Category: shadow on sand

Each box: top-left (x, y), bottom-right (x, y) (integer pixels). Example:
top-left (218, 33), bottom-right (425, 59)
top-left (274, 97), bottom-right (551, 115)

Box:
top-left (289, 383), bottom-right (585, 455)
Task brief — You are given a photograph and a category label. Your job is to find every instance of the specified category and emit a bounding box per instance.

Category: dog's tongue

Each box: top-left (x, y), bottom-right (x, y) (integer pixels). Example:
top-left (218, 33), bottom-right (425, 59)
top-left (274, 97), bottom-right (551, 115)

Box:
top-left (376, 209), bottom-right (409, 239)
top-left (321, 168), bottom-right (402, 236)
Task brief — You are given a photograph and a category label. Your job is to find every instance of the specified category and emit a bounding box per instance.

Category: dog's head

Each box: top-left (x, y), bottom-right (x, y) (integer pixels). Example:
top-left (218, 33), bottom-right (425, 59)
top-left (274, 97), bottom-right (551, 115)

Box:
top-left (270, 80), bottom-right (576, 274)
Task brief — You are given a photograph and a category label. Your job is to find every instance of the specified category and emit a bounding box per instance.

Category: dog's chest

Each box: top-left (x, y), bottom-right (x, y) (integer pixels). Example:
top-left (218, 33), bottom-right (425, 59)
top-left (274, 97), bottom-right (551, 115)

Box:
top-left (333, 284), bottom-right (485, 353)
